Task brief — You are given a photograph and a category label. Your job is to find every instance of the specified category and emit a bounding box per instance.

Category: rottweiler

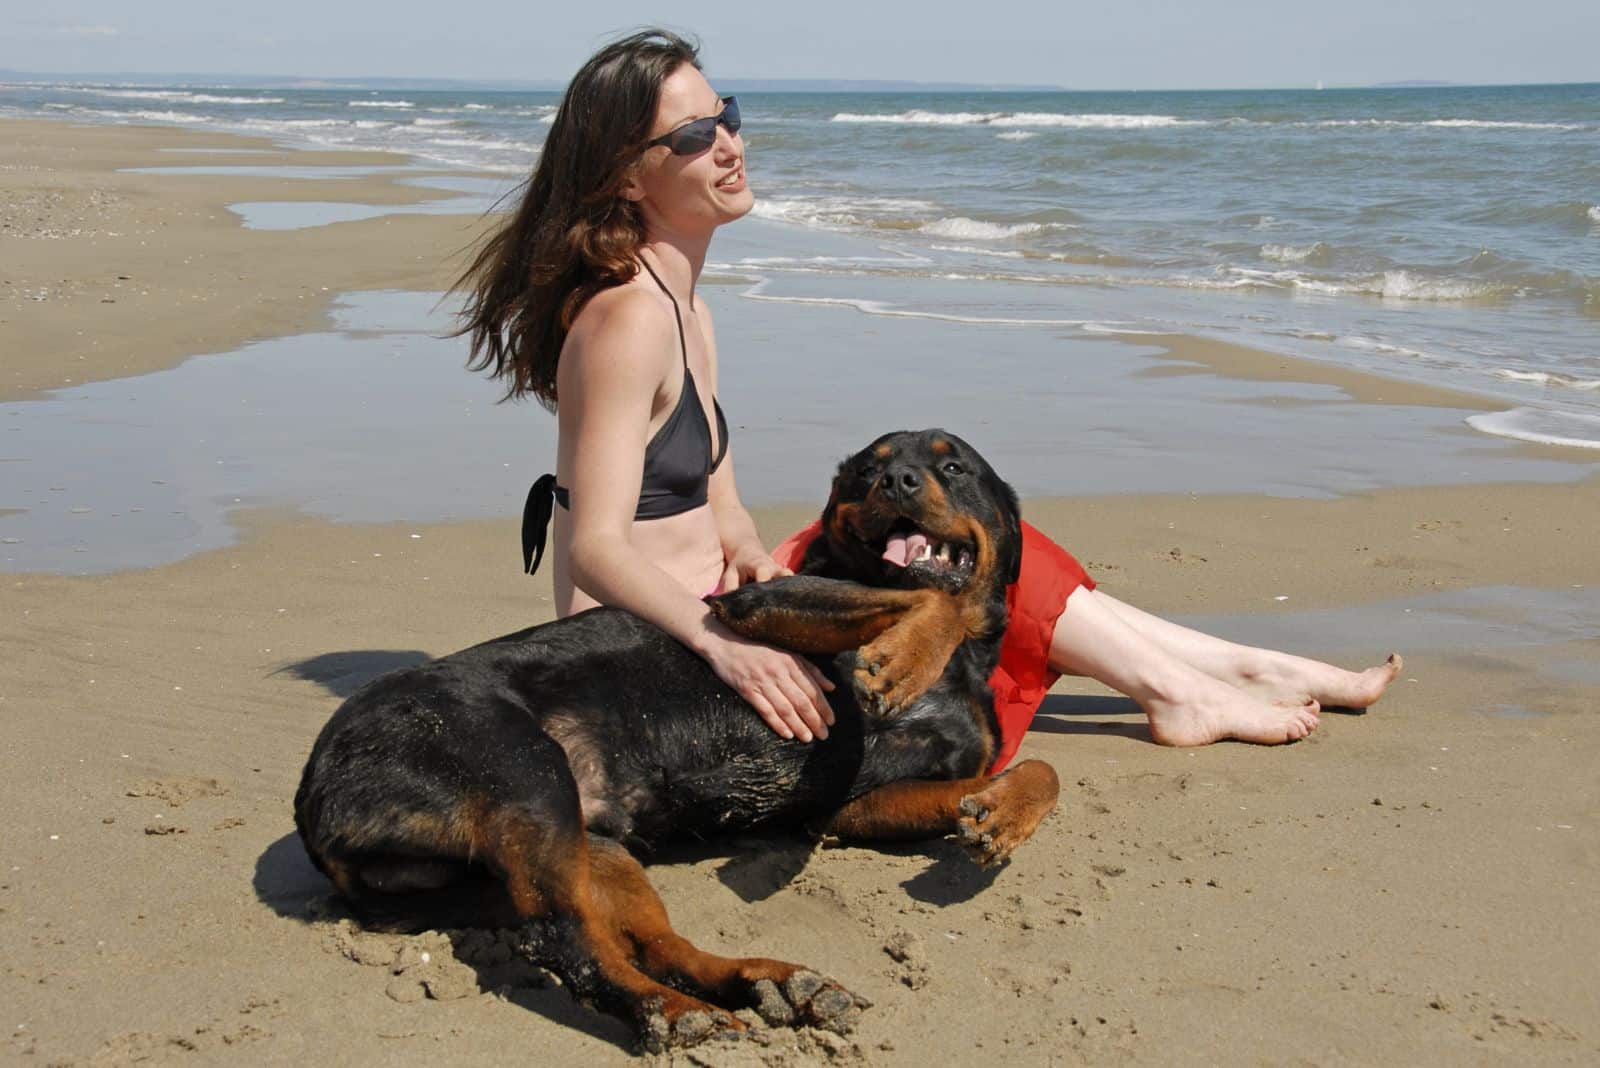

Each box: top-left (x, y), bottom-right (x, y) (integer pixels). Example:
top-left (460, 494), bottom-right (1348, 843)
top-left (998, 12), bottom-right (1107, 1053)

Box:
top-left (294, 429), bottom-right (1061, 1050)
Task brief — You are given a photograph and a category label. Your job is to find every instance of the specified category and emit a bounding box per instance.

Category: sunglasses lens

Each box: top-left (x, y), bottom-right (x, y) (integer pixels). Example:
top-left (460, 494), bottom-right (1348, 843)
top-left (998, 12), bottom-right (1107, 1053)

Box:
top-left (670, 118), bottom-right (718, 155)
top-left (655, 98), bottom-right (742, 155)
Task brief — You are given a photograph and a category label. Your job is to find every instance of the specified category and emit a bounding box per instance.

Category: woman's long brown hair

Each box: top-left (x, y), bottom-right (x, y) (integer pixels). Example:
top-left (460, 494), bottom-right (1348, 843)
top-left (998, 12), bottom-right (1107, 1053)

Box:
top-left (453, 29), bottom-right (700, 409)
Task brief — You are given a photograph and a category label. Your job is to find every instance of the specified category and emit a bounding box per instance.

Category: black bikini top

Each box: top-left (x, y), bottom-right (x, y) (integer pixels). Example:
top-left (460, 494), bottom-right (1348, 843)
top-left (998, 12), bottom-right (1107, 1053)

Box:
top-left (521, 259), bottom-right (730, 575)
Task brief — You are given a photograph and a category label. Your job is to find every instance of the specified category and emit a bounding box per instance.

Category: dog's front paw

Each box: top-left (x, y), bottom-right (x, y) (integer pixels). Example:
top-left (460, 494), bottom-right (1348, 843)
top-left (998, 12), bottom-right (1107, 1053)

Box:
top-left (954, 761), bottom-right (1061, 868)
top-left (850, 650), bottom-right (906, 719)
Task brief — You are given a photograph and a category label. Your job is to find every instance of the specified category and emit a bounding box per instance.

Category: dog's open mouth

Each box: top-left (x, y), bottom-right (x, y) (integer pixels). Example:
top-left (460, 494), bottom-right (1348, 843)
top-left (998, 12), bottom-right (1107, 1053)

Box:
top-left (876, 518), bottom-right (975, 586)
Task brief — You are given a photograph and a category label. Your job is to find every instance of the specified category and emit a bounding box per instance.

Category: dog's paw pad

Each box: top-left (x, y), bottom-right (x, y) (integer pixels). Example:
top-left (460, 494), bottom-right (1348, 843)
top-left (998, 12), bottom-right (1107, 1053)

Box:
top-left (958, 796), bottom-right (989, 822)
top-left (805, 982), bottom-right (867, 1034)
top-left (783, 970), bottom-right (825, 1006)
top-left (673, 1010), bottom-right (721, 1044)
top-left (753, 979), bottom-right (796, 1026)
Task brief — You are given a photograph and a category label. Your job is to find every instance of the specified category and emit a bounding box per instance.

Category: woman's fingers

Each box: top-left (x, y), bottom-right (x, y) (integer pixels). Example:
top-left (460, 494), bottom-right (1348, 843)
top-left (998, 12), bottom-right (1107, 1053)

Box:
top-left (741, 690), bottom-right (795, 740)
top-left (750, 558), bottom-right (786, 583)
top-left (775, 673), bottom-right (828, 741)
top-left (720, 561), bottom-right (743, 593)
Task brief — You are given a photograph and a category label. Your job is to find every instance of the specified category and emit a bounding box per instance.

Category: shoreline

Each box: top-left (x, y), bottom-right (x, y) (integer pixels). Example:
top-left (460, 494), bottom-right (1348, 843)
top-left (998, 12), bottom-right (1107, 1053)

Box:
top-left (3, 115), bottom-right (1598, 1065)
top-left (1, 117), bottom-right (490, 403)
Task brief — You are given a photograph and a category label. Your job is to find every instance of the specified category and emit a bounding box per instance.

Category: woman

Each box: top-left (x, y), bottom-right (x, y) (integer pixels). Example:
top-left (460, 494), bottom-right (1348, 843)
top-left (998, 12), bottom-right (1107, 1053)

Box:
top-left (456, 29), bottom-right (1398, 769)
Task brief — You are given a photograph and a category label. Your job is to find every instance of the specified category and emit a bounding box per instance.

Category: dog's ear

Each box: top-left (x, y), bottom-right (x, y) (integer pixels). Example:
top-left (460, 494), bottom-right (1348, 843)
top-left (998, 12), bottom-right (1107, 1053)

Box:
top-left (996, 478), bottom-right (1023, 587)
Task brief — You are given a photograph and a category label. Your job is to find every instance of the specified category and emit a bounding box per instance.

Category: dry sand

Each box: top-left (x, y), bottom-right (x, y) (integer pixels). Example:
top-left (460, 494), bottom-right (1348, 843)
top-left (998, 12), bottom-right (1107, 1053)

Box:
top-left (3, 120), bottom-right (1597, 1066)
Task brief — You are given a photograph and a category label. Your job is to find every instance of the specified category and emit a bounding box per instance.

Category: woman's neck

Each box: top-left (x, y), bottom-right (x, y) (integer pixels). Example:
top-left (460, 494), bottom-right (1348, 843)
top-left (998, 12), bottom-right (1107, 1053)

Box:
top-left (640, 235), bottom-right (707, 309)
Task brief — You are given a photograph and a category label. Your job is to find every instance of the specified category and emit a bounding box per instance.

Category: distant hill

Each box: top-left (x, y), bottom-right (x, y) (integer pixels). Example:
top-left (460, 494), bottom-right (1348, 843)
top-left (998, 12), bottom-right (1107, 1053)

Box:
top-left (0, 69), bottom-right (1065, 94)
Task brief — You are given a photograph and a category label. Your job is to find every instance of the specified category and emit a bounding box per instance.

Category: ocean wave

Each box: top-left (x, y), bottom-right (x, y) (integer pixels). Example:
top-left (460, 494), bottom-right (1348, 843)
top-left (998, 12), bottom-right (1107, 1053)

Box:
top-left (1590, 206), bottom-right (1600, 224)
top-left (71, 107), bottom-right (213, 124)
top-left (1217, 266), bottom-right (1508, 302)
top-left (748, 195), bottom-right (940, 230)
top-left (191, 94), bottom-right (283, 105)
top-left (1303, 118), bottom-right (1586, 131)
top-left (411, 117), bottom-right (457, 127)
top-left (927, 243), bottom-right (1026, 259)
top-left (1491, 369), bottom-right (1600, 391)
top-left (1260, 241), bottom-right (1331, 265)
top-left (919, 217), bottom-right (1052, 240)
top-left (831, 110), bottom-right (1201, 129)
top-left (426, 137), bottom-right (539, 153)
top-left (348, 99), bottom-right (415, 109)
top-left (1465, 407), bottom-right (1600, 449)
top-left (996, 131), bottom-right (1036, 141)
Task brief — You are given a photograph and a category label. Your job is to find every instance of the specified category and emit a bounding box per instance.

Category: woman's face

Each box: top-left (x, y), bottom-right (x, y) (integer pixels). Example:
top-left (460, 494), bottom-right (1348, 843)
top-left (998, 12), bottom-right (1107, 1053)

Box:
top-left (624, 63), bottom-right (752, 236)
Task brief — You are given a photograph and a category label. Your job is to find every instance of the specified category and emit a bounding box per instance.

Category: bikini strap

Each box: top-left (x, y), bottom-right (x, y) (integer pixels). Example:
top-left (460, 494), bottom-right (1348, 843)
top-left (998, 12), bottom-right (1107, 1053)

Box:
top-left (638, 257), bottom-right (689, 367)
top-left (521, 473), bottom-right (558, 575)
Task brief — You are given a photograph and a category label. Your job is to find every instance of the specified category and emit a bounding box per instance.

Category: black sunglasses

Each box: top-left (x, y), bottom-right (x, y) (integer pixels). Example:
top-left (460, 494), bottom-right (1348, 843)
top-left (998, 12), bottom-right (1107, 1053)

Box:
top-left (645, 96), bottom-right (741, 156)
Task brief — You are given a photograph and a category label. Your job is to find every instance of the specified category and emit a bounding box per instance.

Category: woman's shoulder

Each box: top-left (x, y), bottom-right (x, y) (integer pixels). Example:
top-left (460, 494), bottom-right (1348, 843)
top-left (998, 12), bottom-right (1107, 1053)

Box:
top-left (565, 277), bottom-right (676, 364)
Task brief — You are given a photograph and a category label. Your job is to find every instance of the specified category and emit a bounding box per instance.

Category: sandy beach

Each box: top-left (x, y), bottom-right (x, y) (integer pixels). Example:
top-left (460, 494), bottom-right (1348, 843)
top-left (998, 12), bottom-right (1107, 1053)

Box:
top-left (4, 119), bottom-right (1598, 1066)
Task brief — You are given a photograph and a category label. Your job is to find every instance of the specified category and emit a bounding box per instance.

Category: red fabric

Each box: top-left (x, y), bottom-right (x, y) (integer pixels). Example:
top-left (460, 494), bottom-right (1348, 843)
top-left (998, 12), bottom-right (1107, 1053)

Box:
top-left (770, 518), bottom-right (1094, 774)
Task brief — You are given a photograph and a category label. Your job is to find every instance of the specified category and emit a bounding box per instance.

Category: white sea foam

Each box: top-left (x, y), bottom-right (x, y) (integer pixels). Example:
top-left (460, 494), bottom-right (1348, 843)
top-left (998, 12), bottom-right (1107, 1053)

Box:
top-left (748, 195), bottom-right (940, 231)
top-left (1338, 336), bottom-right (1430, 360)
top-left (348, 99), bottom-right (414, 109)
top-left (81, 108), bottom-right (213, 124)
top-left (78, 88), bottom-right (198, 102)
top-left (996, 131), bottom-right (1037, 141)
top-left (463, 103), bottom-right (491, 110)
top-left (1374, 270), bottom-right (1499, 301)
top-left (1305, 118), bottom-right (1585, 132)
top-left (1491, 369), bottom-right (1600, 391)
top-left (831, 110), bottom-right (1200, 129)
top-left (927, 243), bottom-right (1026, 259)
top-left (411, 117), bottom-right (457, 127)
top-left (919, 217), bottom-right (1048, 240)
top-left (1216, 265), bottom-right (1503, 302)
top-left (1589, 206), bottom-right (1600, 223)
top-left (1260, 242), bottom-right (1328, 264)
top-left (427, 137), bottom-right (539, 153)
top-left (191, 94), bottom-right (283, 105)
top-left (734, 274), bottom-right (1111, 327)
top-left (1466, 407), bottom-right (1600, 449)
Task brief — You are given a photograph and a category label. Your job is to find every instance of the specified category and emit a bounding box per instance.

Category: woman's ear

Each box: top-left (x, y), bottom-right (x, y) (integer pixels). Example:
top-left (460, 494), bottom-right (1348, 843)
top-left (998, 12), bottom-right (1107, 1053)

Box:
top-left (619, 160), bottom-right (647, 203)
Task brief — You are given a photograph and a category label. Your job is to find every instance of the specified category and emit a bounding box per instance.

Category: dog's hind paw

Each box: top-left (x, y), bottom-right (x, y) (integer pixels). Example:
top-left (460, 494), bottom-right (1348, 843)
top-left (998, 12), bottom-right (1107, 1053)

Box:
top-left (639, 1002), bottom-right (745, 1053)
top-left (752, 971), bottom-right (868, 1034)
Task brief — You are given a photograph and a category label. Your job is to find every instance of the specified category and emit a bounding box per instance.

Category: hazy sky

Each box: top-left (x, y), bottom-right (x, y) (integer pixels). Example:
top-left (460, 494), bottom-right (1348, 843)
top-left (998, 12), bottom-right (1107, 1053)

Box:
top-left (5, 1), bottom-right (1597, 90)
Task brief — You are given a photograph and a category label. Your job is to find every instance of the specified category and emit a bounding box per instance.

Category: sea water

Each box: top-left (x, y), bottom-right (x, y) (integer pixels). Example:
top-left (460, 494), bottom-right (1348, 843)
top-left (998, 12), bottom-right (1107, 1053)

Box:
top-left (4, 79), bottom-right (1599, 448)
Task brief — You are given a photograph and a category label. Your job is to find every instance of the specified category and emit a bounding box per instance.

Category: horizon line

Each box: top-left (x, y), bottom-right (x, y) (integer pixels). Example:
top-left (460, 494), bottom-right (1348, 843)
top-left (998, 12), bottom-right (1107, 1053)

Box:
top-left (3, 68), bottom-right (1598, 94)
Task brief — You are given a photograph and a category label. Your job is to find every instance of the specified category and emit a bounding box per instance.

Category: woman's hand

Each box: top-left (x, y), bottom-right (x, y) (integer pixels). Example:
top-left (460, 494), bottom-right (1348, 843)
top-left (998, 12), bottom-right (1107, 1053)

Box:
top-left (720, 542), bottom-right (792, 592)
top-left (698, 620), bottom-right (835, 742)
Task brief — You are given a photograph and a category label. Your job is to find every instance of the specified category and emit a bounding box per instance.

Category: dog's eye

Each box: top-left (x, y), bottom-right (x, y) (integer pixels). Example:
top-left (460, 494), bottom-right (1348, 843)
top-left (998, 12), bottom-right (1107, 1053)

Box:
top-left (859, 464), bottom-right (881, 481)
top-left (941, 461), bottom-right (964, 476)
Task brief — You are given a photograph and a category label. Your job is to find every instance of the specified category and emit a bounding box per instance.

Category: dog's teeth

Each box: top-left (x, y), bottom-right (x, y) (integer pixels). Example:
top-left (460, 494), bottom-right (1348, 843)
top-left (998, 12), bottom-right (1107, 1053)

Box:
top-left (935, 542), bottom-right (950, 563)
top-left (915, 544), bottom-right (932, 561)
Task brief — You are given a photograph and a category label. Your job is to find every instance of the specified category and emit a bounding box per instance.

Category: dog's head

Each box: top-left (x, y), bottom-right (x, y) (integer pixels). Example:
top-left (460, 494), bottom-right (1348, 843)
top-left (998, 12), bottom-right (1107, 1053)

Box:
top-left (812, 429), bottom-right (1022, 606)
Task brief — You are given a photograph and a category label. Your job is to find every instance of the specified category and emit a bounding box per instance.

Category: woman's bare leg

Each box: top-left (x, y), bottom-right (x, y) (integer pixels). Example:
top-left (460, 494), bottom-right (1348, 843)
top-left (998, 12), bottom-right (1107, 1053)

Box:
top-left (1047, 586), bottom-right (1320, 747)
top-left (1090, 592), bottom-right (1402, 711)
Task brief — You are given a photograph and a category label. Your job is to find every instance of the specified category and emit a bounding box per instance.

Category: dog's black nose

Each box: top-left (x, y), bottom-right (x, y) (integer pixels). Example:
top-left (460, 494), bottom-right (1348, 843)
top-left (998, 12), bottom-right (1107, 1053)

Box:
top-left (878, 465), bottom-right (922, 502)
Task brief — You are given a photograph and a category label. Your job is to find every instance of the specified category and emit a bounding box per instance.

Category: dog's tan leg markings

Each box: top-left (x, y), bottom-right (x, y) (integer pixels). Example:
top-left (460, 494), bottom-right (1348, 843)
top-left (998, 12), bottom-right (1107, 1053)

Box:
top-left (710, 576), bottom-right (967, 714)
top-left (587, 837), bottom-right (865, 1034)
top-left (851, 593), bottom-right (967, 716)
top-left (463, 806), bottom-right (742, 1050)
top-left (821, 759), bottom-right (1059, 866)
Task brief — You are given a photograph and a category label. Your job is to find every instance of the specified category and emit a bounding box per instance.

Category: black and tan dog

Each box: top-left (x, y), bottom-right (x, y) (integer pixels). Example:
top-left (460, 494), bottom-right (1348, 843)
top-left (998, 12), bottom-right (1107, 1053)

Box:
top-left (294, 429), bottom-right (1061, 1050)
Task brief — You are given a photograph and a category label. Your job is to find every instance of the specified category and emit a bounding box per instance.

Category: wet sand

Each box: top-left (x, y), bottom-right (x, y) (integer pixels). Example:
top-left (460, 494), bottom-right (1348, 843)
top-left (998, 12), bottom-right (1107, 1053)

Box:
top-left (3, 119), bottom-right (1598, 1065)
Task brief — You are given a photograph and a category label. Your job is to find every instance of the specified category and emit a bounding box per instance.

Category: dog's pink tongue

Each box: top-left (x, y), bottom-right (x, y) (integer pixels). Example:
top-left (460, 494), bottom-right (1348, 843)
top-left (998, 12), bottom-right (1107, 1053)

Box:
top-left (882, 532), bottom-right (927, 567)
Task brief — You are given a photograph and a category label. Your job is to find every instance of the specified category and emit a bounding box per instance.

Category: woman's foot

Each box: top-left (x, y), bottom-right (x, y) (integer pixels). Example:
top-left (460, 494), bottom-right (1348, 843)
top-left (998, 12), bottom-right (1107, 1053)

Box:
top-left (1228, 652), bottom-right (1403, 711)
top-left (1144, 674), bottom-right (1321, 748)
